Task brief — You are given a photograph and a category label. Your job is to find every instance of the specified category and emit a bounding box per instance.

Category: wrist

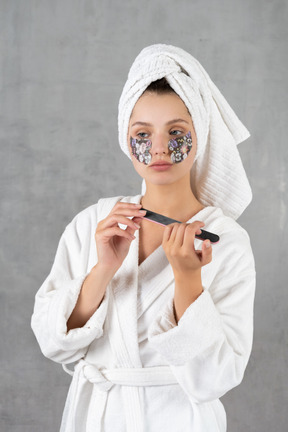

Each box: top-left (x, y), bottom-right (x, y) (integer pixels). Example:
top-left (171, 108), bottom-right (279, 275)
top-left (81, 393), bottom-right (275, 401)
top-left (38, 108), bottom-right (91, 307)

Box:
top-left (173, 275), bottom-right (203, 323)
top-left (174, 269), bottom-right (203, 302)
top-left (173, 268), bottom-right (202, 285)
top-left (82, 263), bottom-right (115, 297)
top-left (93, 262), bottom-right (118, 280)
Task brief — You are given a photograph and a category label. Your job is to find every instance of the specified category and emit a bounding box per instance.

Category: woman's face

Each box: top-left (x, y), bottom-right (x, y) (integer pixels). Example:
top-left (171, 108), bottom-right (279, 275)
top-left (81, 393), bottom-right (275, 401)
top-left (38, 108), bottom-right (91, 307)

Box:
top-left (127, 91), bottom-right (197, 187)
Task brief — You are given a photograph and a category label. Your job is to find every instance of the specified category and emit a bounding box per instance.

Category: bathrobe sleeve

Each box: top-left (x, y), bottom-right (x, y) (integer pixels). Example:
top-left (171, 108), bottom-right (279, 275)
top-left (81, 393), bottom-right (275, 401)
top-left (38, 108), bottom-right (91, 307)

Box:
top-left (148, 225), bottom-right (256, 403)
top-left (31, 206), bottom-right (109, 364)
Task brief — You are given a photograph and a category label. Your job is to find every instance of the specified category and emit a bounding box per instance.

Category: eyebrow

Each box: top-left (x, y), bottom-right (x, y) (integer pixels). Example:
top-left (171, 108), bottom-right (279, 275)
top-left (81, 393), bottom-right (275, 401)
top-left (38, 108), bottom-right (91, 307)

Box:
top-left (131, 118), bottom-right (189, 127)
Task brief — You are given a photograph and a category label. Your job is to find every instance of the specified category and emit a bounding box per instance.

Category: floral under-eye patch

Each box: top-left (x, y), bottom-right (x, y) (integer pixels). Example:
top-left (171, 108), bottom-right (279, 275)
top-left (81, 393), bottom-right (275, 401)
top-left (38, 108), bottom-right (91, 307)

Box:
top-left (130, 131), bottom-right (193, 165)
top-left (130, 137), bottom-right (152, 165)
top-left (168, 131), bottom-right (193, 163)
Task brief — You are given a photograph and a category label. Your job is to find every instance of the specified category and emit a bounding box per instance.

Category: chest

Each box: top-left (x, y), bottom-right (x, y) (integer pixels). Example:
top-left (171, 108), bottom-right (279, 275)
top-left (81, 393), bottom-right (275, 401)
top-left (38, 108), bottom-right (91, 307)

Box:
top-left (138, 219), bottom-right (165, 266)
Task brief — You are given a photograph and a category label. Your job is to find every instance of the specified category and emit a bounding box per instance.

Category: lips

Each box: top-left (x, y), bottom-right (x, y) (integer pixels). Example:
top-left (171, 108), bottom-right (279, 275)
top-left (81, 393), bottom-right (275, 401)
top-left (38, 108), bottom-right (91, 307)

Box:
top-left (150, 160), bottom-right (172, 167)
top-left (149, 160), bottom-right (173, 171)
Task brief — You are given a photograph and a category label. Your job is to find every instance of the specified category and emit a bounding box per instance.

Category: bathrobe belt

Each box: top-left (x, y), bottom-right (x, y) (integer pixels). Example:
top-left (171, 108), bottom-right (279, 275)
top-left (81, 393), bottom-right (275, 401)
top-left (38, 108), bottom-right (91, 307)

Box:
top-left (63, 360), bottom-right (178, 432)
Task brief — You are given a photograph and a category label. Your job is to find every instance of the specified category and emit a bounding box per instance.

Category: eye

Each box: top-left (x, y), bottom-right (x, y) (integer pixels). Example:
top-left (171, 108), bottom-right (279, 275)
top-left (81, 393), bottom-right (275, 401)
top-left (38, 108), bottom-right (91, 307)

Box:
top-left (137, 132), bottom-right (149, 138)
top-left (170, 130), bottom-right (183, 136)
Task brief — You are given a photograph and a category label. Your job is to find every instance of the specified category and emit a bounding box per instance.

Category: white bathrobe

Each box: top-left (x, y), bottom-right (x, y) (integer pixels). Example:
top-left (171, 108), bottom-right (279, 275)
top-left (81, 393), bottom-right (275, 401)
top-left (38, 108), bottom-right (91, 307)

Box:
top-left (31, 194), bottom-right (256, 432)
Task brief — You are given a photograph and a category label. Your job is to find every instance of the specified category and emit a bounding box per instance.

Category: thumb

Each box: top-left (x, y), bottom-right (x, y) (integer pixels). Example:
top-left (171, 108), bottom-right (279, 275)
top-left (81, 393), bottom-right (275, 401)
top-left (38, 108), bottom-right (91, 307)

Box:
top-left (200, 240), bottom-right (212, 265)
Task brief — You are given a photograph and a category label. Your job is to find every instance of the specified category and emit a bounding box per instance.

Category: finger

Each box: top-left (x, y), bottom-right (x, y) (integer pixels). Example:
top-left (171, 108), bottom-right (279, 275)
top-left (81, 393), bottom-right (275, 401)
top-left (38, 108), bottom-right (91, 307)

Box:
top-left (110, 209), bottom-right (147, 220)
top-left (102, 226), bottom-right (136, 242)
top-left (125, 216), bottom-right (143, 236)
top-left (200, 240), bottom-right (212, 265)
top-left (131, 216), bottom-right (143, 224)
top-left (183, 221), bottom-right (205, 244)
top-left (191, 220), bottom-right (205, 233)
top-left (174, 223), bottom-right (187, 247)
top-left (111, 202), bottom-right (145, 217)
top-left (113, 202), bottom-right (142, 211)
top-left (162, 224), bottom-right (175, 245)
top-left (102, 214), bottom-right (142, 231)
top-left (167, 223), bottom-right (180, 244)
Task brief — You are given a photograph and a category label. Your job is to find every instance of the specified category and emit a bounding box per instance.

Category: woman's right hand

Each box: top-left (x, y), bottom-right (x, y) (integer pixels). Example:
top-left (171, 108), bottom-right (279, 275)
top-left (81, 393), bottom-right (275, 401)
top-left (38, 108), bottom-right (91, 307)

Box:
top-left (95, 202), bottom-right (146, 273)
top-left (68, 203), bottom-right (145, 330)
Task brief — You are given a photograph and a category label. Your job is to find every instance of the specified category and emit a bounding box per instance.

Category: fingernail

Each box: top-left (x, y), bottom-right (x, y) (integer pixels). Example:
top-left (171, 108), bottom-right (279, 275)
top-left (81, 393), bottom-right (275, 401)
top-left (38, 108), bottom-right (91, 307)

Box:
top-left (139, 210), bottom-right (147, 215)
top-left (134, 223), bottom-right (141, 229)
top-left (205, 240), bottom-right (211, 248)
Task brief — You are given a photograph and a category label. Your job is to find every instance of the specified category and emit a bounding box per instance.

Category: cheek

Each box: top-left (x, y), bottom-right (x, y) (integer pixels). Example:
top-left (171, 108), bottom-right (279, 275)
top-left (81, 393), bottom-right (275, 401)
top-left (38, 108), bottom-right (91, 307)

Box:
top-left (130, 137), bottom-right (152, 165)
top-left (168, 131), bottom-right (193, 164)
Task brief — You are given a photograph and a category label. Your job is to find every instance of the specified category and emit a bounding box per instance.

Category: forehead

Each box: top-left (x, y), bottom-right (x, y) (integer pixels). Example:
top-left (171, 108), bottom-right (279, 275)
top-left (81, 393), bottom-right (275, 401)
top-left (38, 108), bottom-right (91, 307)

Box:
top-left (129, 92), bottom-right (191, 125)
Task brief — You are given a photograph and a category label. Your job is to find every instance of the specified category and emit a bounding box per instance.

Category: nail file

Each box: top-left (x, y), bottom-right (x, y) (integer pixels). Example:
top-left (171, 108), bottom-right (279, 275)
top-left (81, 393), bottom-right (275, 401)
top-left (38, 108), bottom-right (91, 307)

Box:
top-left (141, 208), bottom-right (220, 243)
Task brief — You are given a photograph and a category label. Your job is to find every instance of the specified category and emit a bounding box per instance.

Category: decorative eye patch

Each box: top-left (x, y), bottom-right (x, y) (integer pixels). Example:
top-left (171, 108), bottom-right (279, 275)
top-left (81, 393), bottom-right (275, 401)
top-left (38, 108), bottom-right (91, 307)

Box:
top-left (168, 131), bottom-right (193, 163)
top-left (130, 137), bottom-right (152, 165)
top-left (130, 131), bottom-right (192, 165)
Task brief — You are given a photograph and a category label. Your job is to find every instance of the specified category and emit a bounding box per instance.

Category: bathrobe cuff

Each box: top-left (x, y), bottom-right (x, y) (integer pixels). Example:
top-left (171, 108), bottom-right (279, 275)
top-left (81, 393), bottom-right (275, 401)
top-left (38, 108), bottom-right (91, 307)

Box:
top-left (148, 290), bottom-right (223, 366)
top-left (47, 273), bottom-right (109, 351)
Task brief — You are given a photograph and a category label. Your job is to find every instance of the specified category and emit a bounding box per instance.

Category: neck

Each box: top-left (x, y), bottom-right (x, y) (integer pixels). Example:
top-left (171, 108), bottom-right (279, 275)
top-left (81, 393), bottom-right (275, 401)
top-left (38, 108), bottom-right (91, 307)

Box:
top-left (141, 175), bottom-right (204, 222)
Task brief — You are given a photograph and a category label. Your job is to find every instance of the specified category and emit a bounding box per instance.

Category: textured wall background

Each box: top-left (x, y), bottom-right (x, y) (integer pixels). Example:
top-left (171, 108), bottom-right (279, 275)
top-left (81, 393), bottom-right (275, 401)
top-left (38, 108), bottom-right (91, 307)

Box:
top-left (1, 0), bottom-right (287, 431)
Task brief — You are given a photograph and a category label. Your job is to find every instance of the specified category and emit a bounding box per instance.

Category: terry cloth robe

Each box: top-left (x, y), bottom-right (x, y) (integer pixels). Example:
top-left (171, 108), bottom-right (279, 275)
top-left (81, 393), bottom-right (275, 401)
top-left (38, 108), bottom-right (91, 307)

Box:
top-left (31, 194), bottom-right (256, 432)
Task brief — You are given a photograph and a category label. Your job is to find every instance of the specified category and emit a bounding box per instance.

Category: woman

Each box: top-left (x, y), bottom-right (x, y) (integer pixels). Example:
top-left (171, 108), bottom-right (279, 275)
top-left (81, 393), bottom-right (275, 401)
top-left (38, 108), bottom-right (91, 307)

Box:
top-left (31, 44), bottom-right (256, 432)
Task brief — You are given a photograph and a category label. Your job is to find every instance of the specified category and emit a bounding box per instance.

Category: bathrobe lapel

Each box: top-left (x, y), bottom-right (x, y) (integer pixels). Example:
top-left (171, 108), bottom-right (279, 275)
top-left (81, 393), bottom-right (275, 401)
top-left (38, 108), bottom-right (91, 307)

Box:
top-left (96, 194), bottom-right (142, 369)
top-left (108, 231), bottom-right (142, 368)
top-left (137, 245), bottom-right (175, 320)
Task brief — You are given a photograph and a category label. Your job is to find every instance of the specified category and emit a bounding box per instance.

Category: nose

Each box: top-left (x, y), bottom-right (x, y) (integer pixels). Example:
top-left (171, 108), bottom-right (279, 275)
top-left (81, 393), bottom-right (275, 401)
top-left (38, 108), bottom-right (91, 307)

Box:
top-left (151, 134), bottom-right (169, 156)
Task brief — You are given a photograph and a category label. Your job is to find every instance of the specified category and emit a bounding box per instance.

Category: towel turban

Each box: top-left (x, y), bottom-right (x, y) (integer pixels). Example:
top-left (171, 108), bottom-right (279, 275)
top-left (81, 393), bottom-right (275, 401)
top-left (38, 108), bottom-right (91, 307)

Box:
top-left (118, 43), bottom-right (252, 220)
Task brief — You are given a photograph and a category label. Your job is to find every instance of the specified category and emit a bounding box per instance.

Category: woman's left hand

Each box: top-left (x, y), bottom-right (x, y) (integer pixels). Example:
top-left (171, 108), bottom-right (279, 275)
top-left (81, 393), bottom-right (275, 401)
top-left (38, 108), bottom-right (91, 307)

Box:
top-left (162, 221), bottom-right (212, 278)
top-left (162, 221), bottom-right (213, 322)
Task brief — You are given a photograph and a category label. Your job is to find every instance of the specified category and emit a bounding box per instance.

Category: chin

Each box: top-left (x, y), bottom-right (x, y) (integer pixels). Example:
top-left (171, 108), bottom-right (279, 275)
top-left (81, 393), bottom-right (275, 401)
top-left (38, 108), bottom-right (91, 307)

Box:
top-left (145, 177), bottom-right (180, 187)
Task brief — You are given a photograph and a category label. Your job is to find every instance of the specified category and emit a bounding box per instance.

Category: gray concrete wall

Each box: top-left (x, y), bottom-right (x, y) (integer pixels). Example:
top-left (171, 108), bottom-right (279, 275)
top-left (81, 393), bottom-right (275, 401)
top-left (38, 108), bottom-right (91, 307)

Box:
top-left (1, 0), bottom-right (287, 430)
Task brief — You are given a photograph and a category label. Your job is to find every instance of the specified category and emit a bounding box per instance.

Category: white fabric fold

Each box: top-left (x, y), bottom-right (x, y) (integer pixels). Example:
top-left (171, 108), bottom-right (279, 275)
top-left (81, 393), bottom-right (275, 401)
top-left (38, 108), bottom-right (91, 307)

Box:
top-left (31, 272), bottom-right (109, 363)
top-left (148, 291), bottom-right (223, 366)
top-left (61, 359), bottom-right (178, 432)
top-left (118, 43), bottom-right (252, 219)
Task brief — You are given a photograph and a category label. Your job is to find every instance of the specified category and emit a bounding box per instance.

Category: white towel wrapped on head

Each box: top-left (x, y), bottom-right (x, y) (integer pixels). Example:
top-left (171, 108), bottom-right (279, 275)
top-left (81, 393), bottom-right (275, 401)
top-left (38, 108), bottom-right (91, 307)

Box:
top-left (118, 44), bottom-right (252, 220)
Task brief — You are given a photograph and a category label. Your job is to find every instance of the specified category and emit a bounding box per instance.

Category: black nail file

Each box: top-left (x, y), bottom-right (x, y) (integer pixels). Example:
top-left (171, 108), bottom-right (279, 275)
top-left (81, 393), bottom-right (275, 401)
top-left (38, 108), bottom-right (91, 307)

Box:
top-left (141, 208), bottom-right (220, 243)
